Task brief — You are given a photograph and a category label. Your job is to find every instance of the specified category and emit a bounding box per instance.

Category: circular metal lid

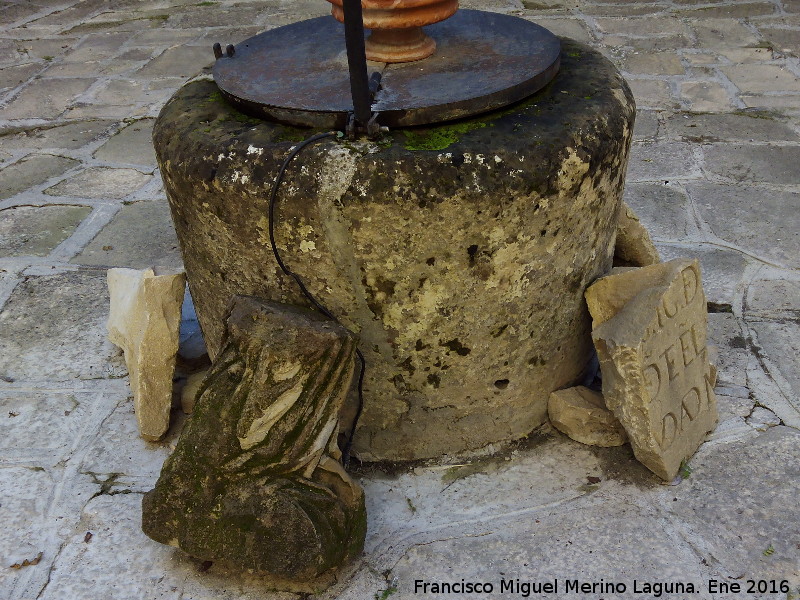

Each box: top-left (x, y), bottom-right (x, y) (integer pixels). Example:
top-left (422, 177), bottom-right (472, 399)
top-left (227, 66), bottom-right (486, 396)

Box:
top-left (213, 9), bottom-right (561, 129)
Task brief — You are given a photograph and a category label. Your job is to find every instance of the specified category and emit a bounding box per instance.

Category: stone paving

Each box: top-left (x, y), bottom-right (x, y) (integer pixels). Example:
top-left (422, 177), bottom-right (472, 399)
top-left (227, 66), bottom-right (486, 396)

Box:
top-left (0, 0), bottom-right (798, 599)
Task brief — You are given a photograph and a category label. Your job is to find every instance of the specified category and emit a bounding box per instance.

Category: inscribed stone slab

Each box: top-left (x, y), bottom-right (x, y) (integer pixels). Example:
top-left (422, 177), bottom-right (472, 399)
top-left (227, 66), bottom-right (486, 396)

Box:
top-left (586, 259), bottom-right (718, 480)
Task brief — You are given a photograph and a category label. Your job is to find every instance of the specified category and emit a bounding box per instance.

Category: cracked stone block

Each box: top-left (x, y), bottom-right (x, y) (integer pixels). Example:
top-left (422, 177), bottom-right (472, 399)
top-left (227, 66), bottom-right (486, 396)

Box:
top-left (747, 319), bottom-right (800, 416)
top-left (746, 406), bottom-right (782, 429)
top-left (0, 154), bottom-right (78, 200)
top-left (626, 79), bottom-right (675, 110)
top-left (132, 45), bottom-right (211, 78)
top-left (614, 201), bottom-right (661, 267)
top-left (760, 27), bottom-right (800, 55)
top-left (679, 81), bottom-right (732, 112)
top-left (387, 497), bottom-right (707, 599)
top-left (0, 467), bottom-right (55, 593)
top-left (596, 17), bottom-right (690, 37)
top-left (623, 183), bottom-right (693, 241)
top-left (91, 80), bottom-right (165, 111)
top-left (681, 1), bottom-right (777, 18)
top-left (668, 427), bottom-right (800, 589)
top-left (360, 432), bottom-right (620, 555)
top-left (746, 278), bottom-right (800, 315)
top-left (165, 4), bottom-right (270, 29)
top-left (664, 112), bottom-right (800, 143)
top-left (524, 17), bottom-right (592, 43)
top-left (703, 145), bottom-right (800, 186)
top-left (79, 399), bottom-right (180, 490)
top-left (0, 204), bottom-right (91, 257)
top-left (687, 183), bottom-right (800, 269)
top-left (0, 77), bottom-right (96, 119)
top-left (548, 386), bottom-right (628, 447)
top-left (10, 38), bottom-right (78, 62)
top-left (62, 32), bottom-right (133, 62)
top-left (627, 142), bottom-right (697, 181)
top-left (0, 390), bottom-right (117, 465)
top-left (722, 64), bottom-right (800, 94)
top-left (71, 199), bottom-right (183, 269)
top-left (107, 268), bottom-right (186, 441)
top-left (0, 271), bottom-right (127, 382)
top-left (0, 62), bottom-right (41, 91)
top-left (692, 19), bottom-right (760, 47)
top-left (622, 52), bottom-right (684, 75)
top-left (632, 110), bottom-right (660, 141)
top-left (36, 494), bottom-right (179, 600)
top-left (586, 259), bottom-right (718, 480)
top-left (707, 313), bottom-right (749, 387)
top-left (45, 166), bottom-right (151, 199)
top-left (657, 244), bottom-right (747, 306)
top-left (1, 120), bottom-right (116, 151)
top-left (93, 119), bottom-right (157, 167)
top-left (716, 393), bottom-right (756, 429)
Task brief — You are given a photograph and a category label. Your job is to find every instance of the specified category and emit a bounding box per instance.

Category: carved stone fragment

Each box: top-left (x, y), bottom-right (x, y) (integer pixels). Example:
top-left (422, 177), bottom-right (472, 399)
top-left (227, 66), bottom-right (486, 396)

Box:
top-left (586, 259), bottom-right (718, 480)
top-left (141, 296), bottom-right (366, 590)
top-left (107, 268), bottom-right (186, 441)
top-left (614, 201), bottom-right (661, 267)
top-left (548, 386), bottom-right (628, 447)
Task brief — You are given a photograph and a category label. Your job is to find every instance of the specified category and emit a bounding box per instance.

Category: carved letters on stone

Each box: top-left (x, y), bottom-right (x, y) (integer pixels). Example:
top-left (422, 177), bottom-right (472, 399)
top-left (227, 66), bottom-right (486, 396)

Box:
top-left (586, 259), bottom-right (718, 480)
top-left (141, 296), bottom-right (366, 590)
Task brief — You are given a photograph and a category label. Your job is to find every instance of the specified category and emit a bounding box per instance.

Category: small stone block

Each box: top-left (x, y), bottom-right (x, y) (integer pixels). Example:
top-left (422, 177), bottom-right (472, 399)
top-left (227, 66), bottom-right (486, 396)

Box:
top-left (614, 201), bottom-right (661, 267)
top-left (548, 386), bottom-right (628, 447)
top-left (107, 268), bottom-right (186, 441)
top-left (586, 259), bottom-right (718, 480)
top-left (141, 296), bottom-right (366, 590)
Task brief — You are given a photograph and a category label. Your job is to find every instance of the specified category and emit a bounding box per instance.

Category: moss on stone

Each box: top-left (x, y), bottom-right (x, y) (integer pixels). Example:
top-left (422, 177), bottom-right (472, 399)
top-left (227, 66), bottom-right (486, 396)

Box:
top-left (402, 120), bottom-right (489, 151)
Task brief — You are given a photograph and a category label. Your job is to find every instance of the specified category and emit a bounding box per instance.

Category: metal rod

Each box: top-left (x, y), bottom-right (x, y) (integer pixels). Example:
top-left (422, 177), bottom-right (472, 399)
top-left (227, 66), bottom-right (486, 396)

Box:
top-left (341, 0), bottom-right (372, 127)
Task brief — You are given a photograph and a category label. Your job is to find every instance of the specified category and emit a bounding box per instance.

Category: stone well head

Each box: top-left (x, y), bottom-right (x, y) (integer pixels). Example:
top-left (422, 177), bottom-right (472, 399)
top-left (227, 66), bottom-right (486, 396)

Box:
top-left (155, 2), bottom-right (636, 462)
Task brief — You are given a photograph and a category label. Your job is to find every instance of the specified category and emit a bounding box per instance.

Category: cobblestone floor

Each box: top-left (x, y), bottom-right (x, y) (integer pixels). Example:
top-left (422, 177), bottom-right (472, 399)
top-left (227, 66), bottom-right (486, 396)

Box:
top-left (1, 1), bottom-right (799, 599)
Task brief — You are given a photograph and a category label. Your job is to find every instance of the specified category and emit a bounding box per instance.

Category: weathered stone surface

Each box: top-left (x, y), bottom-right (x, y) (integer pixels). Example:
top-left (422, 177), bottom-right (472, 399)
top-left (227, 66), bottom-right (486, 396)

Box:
top-left (679, 80), bottom-right (732, 112)
top-left (614, 201), bottom-right (661, 267)
top-left (93, 118), bottom-right (157, 167)
top-left (0, 154), bottom-right (78, 200)
top-left (627, 142), bottom-right (698, 181)
top-left (45, 166), bottom-right (151, 199)
top-left (141, 296), bottom-right (366, 589)
top-left (154, 41), bottom-right (636, 461)
top-left (0, 120), bottom-right (115, 151)
top-left (71, 199), bottom-right (183, 269)
top-left (623, 183), bottom-right (692, 241)
top-left (548, 386), bottom-right (628, 447)
top-left (703, 145), bottom-right (800, 186)
top-left (668, 427), bottom-right (800, 587)
top-left (586, 259), bottom-right (718, 480)
top-left (687, 183), bottom-right (800, 269)
top-left (0, 271), bottom-right (126, 382)
top-left (0, 77), bottom-right (95, 119)
top-left (707, 313), bottom-right (748, 387)
top-left (107, 268), bottom-right (186, 441)
top-left (0, 204), bottom-right (91, 257)
top-left (664, 112), bottom-right (799, 143)
top-left (179, 369), bottom-right (206, 414)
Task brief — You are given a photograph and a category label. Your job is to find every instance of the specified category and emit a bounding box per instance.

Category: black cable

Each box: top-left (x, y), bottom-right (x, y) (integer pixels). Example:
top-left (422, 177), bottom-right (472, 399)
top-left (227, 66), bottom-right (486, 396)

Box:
top-left (267, 131), bottom-right (366, 469)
